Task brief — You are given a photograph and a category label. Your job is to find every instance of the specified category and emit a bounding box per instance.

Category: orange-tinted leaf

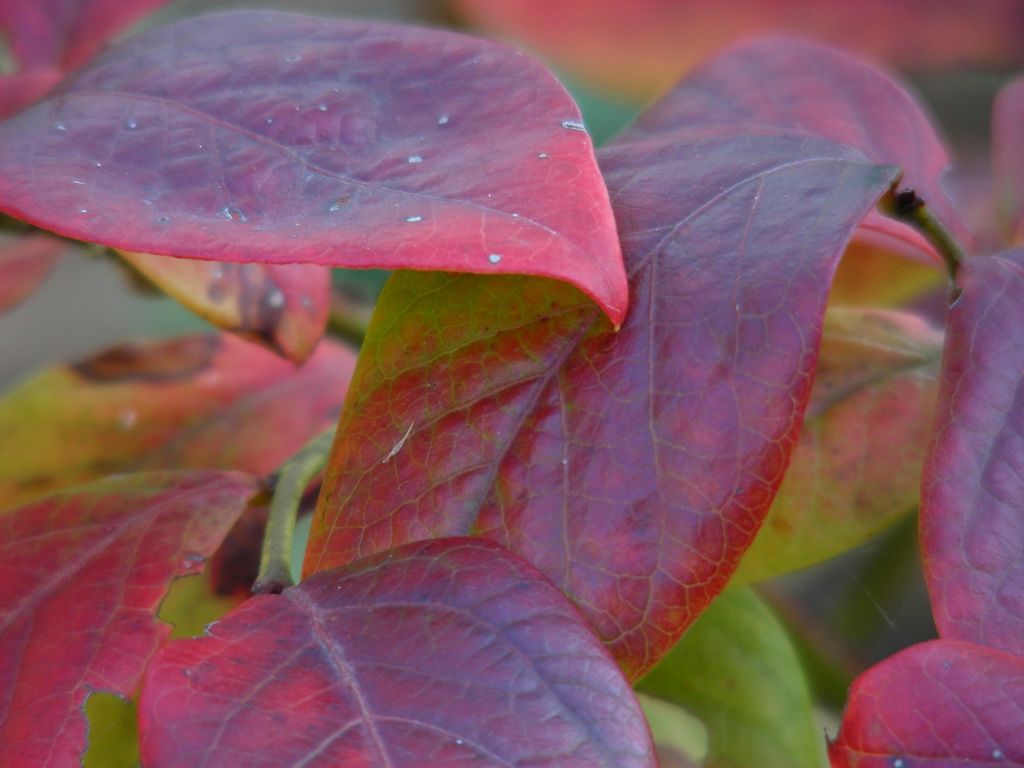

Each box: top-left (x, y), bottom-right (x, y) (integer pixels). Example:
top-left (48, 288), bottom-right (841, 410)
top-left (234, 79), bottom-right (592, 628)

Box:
top-left (0, 333), bottom-right (355, 509)
top-left (454, 0), bottom-right (1024, 100)
top-left (735, 308), bottom-right (942, 583)
top-left (306, 129), bottom-right (897, 677)
top-left (922, 250), bottom-right (1024, 657)
top-left (119, 252), bottom-right (330, 362)
top-left (829, 640), bottom-right (1024, 767)
top-left (0, 471), bottom-right (260, 768)
top-left (0, 0), bottom-right (173, 71)
top-left (0, 232), bottom-right (66, 312)
top-left (140, 538), bottom-right (656, 767)
top-left (994, 78), bottom-right (1024, 244)
top-left (830, 241), bottom-right (943, 308)
top-left (0, 11), bottom-right (628, 325)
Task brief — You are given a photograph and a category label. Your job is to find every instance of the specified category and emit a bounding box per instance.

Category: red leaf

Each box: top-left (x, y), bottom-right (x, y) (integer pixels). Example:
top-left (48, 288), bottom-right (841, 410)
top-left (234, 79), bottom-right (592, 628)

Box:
top-left (829, 639), bottom-right (1024, 767)
top-left (454, 0), bottom-right (1024, 99)
top-left (994, 78), bottom-right (1024, 244)
top-left (118, 253), bottom-right (330, 362)
top-left (139, 538), bottom-right (656, 768)
top-left (0, 232), bottom-right (66, 312)
top-left (0, 0), bottom-right (174, 71)
top-left (921, 250), bottom-right (1024, 657)
top-left (0, 11), bottom-right (628, 326)
top-left (305, 129), bottom-right (898, 677)
top-left (623, 37), bottom-right (965, 260)
top-left (0, 333), bottom-right (356, 509)
top-left (0, 471), bottom-right (260, 768)
top-left (0, 69), bottom-right (63, 119)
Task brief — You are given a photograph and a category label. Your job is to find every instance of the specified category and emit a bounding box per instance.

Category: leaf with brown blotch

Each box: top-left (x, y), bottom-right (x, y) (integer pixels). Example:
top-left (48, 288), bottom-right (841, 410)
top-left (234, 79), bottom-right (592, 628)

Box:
top-left (305, 127), bottom-right (899, 678)
top-left (0, 232), bottom-right (67, 312)
top-left (994, 78), bottom-right (1024, 245)
top-left (0, 333), bottom-right (355, 510)
top-left (0, 11), bottom-right (628, 326)
top-left (829, 639), bottom-right (1024, 767)
top-left (735, 308), bottom-right (942, 584)
top-left (118, 252), bottom-right (330, 362)
top-left (921, 250), bottom-right (1024, 657)
top-left (0, 471), bottom-right (260, 768)
top-left (139, 538), bottom-right (656, 768)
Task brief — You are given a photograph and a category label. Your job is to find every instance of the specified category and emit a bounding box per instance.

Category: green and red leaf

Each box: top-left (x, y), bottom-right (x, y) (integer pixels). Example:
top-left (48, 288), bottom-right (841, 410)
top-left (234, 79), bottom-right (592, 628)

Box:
top-left (140, 538), bottom-right (656, 767)
top-left (0, 472), bottom-right (260, 768)
top-left (0, 11), bottom-right (628, 325)
top-left (305, 127), bottom-right (897, 677)
top-left (0, 333), bottom-right (355, 509)
top-left (735, 308), bottom-right (942, 583)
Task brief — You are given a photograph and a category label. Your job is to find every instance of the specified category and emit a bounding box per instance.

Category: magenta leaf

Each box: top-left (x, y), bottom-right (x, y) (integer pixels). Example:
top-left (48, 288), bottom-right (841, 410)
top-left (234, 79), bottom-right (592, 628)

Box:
top-left (921, 250), bottom-right (1024, 657)
top-left (625, 37), bottom-right (965, 260)
top-left (139, 538), bottom-right (656, 767)
top-left (305, 125), bottom-right (898, 677)
top-left (829, 639), bottom-right (1024, 767)
top-left (994, 77), bottom-right (1024, 244)
top-left (0, 471), bottom-right (260, 768)
top-left (0, 0), bottom-right (174, 71)
top-left (0, 10), bottom-right (628, 325)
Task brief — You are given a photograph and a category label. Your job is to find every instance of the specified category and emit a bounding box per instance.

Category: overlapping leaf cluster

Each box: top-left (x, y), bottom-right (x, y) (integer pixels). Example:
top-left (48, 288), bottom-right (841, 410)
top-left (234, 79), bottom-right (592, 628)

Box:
top-left (1, 2), bottom-right (1022, 766)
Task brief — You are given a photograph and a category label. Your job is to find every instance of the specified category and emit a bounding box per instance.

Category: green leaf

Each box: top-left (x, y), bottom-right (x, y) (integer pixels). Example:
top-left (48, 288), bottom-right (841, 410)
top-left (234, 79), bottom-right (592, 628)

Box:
top-left (734, 308), bottom-right (942, 583)
top-left (637, 586), bottom-right (823, 768)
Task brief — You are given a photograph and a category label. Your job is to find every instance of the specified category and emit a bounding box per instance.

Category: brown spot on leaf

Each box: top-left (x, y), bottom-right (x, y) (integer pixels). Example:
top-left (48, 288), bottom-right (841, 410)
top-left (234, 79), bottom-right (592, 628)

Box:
top-left (73, 336), bottom-right (221, 382)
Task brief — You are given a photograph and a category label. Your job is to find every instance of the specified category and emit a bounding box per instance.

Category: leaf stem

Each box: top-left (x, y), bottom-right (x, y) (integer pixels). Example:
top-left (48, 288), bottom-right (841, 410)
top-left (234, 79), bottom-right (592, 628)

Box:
top-left (879, 185), bottom-right (966, 290)
top-left (252, 427), bottom-right (336, 594)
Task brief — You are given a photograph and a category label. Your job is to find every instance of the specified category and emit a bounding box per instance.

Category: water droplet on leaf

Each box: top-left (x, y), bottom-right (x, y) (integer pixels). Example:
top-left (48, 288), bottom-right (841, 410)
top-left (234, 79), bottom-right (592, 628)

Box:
top-left (266, 290), bottom-right (285, 309)
top-left (488, 253), bottom-right (502, 265)
top-left (407, 155), bottom-right (423, 164)
top-left (561, 119), bottom-right (586, 132)
top-left (405, 215), bottom-right (423, 223)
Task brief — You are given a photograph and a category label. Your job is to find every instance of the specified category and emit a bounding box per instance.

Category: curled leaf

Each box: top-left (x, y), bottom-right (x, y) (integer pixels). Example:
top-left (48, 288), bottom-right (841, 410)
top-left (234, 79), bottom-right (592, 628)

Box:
top-left (119, 252), bottom-right (330, 362)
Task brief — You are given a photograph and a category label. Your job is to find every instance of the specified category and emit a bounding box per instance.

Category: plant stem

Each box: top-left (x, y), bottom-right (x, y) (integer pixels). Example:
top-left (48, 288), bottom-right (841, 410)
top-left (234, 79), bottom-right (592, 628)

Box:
top-left (252, 427), bottom-right (336, 595)
top-left (879, 185), bottom-right (967, 290)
